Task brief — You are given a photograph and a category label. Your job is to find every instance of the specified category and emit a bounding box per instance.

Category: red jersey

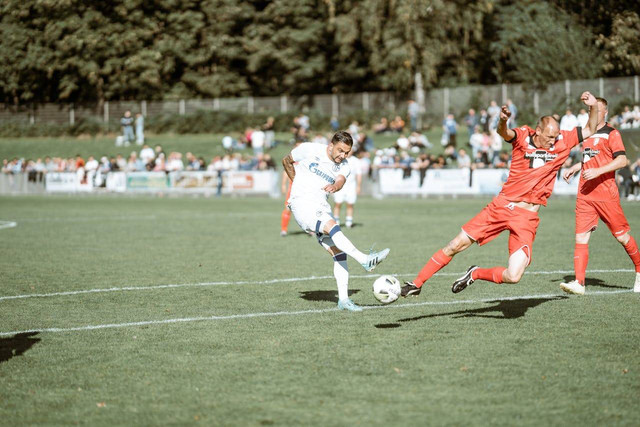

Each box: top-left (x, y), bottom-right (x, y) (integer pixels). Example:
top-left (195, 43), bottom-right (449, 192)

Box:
top-left (578, 123), bottom-right (626, 202)
top-left (500, 125), bottom-right (582, 206)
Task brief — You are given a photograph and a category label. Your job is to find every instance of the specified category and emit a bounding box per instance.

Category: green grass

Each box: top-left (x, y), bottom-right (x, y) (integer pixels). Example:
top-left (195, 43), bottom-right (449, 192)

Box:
top-left (0, 195), bottom-right (639, 425)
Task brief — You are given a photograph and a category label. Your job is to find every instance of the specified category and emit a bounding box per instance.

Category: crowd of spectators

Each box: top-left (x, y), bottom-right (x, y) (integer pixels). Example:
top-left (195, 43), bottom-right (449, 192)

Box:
top-left (3, 101), bottom-right (640, 198)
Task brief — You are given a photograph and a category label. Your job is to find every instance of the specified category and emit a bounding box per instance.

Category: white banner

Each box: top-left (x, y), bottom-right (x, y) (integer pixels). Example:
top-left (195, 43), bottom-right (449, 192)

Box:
top-left (472, 169), bottom-right (509, 195)
top-left (378, 168), bottom-right (473, 195)
top-left (106, 172), bottom-right (127, 192)
top-left (553, 171), bottom-right (579, 195)
top-left (45, 172), bottom-right (93, 193)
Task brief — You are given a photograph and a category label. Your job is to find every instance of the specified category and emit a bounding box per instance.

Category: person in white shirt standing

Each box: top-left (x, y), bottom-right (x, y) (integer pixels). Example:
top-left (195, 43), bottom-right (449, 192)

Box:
top-left (282, 131), bottom-right (390, 312)
top-left (560, 108), bottom-right (580, 131)
top-left (333, 151), bottom-right (362, 229)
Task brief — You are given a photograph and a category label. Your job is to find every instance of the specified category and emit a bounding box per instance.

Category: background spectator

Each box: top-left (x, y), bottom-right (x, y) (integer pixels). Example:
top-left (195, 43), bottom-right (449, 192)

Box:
top-left (560, 109), bottom-right (579, 131)
top-left (120, 110), bottom-right (135, 146)
top-left (135, 113), bottom-right (144, 145)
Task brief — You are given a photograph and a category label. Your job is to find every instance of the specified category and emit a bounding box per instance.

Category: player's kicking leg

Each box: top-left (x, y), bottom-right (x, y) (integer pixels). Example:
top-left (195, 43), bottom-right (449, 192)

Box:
top-left (401, 230), bottom-right (474, 297)
top-left (453, 247), bottom-right (529, 293)
top-left (323, 221), bottom-right (390, 272)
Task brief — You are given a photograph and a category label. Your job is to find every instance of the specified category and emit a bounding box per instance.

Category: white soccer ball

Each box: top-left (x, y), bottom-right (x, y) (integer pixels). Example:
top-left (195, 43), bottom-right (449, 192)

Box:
top-left (372, 275), bottom-right (401, 304)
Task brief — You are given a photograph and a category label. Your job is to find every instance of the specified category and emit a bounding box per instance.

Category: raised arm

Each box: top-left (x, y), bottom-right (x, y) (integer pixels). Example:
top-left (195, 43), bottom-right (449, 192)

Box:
top-left (580, 91), bottom-right (598, 139)
top-left (496, 106), bottom-right (516, 142)
top-left (282, 153), bottom-right (296, 181)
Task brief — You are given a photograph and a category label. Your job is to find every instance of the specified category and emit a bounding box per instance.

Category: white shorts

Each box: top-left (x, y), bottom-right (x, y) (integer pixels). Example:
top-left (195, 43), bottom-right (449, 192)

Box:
top-left (333, 189), bottom-right (357, 204)
top-left (289, 198), bottom-right (336, 235)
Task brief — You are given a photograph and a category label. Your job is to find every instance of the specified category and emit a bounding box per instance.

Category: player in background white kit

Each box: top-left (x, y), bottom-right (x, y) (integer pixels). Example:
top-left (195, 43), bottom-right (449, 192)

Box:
top-left (282, 131), bottom-right (390, 312)
top-left (333, 150), bottom-right (362, 228)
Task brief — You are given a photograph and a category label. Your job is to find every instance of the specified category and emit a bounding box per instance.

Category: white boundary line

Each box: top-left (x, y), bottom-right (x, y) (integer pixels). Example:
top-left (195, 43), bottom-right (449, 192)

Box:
top-left (0, 268), bottom-right (634, 302)
top-left (0, 289), bottom-right (632, 337)
top-left (0, 220), bottom-right (17, 230)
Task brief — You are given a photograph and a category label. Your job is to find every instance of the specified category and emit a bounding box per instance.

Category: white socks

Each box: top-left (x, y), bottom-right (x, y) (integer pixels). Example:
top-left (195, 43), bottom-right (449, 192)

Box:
top-left (331, 231), bottom-right (367, 265)
top-left (333, 255), bottom-right (349, 301)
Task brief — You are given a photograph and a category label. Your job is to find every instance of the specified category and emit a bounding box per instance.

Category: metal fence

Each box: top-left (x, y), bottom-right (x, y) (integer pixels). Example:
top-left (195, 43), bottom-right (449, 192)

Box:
top-left (1, 76), bottom-right (639, 128)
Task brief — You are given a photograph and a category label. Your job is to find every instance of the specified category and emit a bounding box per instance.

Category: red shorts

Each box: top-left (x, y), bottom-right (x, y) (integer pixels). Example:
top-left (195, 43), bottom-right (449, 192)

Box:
top-left (575, 198), bottom-right (630, 236)
top-left (461, 195), bottom-right (540, 264)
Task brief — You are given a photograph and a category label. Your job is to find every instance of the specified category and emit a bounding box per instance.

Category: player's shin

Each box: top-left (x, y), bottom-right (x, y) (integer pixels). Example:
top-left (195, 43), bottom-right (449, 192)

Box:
top-left (622, 236), bottom-right (640, 273)
top-left (414, 249), bottom-right (452, 287)
top-left (574, 243), bottom-right (589, 285)
top-left (329, 225), bottom-right (367, 264)
top-left (333, 253), bottom-right (349, 301)
top-left (471, 266), bottom-right (507, 284)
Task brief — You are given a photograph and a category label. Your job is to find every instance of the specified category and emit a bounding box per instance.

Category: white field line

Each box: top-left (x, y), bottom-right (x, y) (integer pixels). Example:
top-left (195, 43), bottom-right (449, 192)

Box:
top-left (0, 220), bottom-right (17, 230)
top-left (0, 268), bottom-right (634, 302)
top-left (0, 288), bottom-right (632, 337)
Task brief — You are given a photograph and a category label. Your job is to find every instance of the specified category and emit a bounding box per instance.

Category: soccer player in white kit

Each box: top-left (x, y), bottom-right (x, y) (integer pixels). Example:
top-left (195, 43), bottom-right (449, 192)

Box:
top-left (333, 150), bottom-right (362, 228)
top-left (282, 131), bottom-right (390, 312)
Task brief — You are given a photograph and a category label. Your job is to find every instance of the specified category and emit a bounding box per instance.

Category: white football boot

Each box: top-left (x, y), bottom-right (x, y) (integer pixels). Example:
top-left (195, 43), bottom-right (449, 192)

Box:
top-left (560, 280), bottom-right (585, 296)
top-left (634, 272), bottom-right (640, 293)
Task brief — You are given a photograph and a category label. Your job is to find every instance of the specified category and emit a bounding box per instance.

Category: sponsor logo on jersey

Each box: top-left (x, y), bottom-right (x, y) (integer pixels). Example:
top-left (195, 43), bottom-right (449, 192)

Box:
top-left (524, 150), bottom-right (558, 169)
top-left (583, 147), bottom-right (600, 163)
top-left (309, 162), bottom-right (336, 184)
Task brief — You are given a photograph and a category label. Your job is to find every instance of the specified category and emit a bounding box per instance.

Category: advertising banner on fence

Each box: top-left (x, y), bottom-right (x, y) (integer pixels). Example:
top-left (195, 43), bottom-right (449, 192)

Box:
top-left (171, 171), bottom-right (219, 193)
top-left (45, 172), bottom-right (93, 193)
top-left (472, 169), bottom-right (509, 195)
top-left (378, 168), bottom-right (473, 195)
top-left (126, 172), bottom-right (169, 191)
top-left (106, 172), bottom-right (127, 192)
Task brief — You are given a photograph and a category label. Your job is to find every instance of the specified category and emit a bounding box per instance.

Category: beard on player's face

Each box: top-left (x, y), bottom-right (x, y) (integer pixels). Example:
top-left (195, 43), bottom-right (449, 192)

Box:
top-left (328, 142), bottom-right (351, 163)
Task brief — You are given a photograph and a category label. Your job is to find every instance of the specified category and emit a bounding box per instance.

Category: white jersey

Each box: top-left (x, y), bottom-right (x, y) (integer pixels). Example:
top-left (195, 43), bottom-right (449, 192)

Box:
top-left (290, 143), bottom-right (351, 204)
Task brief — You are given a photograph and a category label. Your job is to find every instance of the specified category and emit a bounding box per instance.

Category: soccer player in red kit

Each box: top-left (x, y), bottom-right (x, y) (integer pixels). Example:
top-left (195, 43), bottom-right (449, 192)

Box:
top-left (560, 97), bottom-right (640, 294)
top-left (401, 92), bottom-right (599, 297)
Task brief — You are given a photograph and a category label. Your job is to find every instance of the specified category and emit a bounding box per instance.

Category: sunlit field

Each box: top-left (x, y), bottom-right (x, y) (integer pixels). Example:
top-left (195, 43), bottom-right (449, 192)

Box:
top-left (1, 195), bottom-right (638, 425)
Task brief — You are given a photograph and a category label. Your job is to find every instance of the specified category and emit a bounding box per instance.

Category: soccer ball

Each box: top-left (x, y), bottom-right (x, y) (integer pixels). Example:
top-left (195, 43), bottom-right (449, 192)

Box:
top-left (372, 275), bottom-right (401, 304)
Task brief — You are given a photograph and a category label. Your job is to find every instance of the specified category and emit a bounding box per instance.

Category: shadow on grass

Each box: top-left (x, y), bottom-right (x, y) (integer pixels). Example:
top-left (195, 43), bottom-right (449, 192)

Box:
top-left (300, 289), bottom-right (360, 303)
top-left (375, 296), bottom-right (567, 329)
top-left (559, 275), bottom-right (627, 290)
top-left (0, 332), bottom-right (41, 363)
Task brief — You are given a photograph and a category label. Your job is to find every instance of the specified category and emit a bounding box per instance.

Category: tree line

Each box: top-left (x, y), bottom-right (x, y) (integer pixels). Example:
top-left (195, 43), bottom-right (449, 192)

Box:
top-left (1, 0), bottom-right (639, 106)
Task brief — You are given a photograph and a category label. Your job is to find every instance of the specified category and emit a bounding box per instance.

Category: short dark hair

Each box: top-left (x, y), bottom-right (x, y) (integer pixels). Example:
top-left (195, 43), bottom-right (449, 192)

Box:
top-left (596, 97), bottom-right (608, 107)
top-left (331, 131), bottom-right (353, 147)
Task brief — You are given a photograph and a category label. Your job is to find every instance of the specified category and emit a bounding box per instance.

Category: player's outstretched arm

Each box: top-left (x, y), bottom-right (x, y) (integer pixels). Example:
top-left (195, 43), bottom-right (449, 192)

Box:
top-left (496, 106), bottom-right (516, 141)
top-left (282, 154), bottom-right (296, 181)
top-left (580, 91), bottom-right (598, 139)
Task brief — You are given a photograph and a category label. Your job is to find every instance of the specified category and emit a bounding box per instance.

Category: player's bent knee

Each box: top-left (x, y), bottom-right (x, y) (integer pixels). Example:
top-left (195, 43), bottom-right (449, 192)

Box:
top-left (446, 233), bottom-right (472, 255)
top-left (327, 246), bottom-right (342, 256)
top-left (575, 232), bottom-right (591, 244)
top-left (504, 270), bottom-right (523, 283)
top-left (616, 233), bottom-right (630, 245)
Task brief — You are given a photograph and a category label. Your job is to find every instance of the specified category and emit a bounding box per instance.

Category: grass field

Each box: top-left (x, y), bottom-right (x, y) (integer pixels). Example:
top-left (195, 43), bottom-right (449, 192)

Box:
top-left (1, 195), bottom-right (639, 425)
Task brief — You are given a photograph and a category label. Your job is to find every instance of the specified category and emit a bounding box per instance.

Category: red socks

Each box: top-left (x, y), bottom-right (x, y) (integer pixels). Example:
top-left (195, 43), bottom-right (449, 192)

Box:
top-left (414, 249), bottom-right (452, 287)
top-left (623, 236), bottom-right (640, 273)
top-left (280, 209), bottom-right (291, 233)
top-left (471, 266), bottom-right (506, 284)
top-left (574, 243), bottom-right (589, 285)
